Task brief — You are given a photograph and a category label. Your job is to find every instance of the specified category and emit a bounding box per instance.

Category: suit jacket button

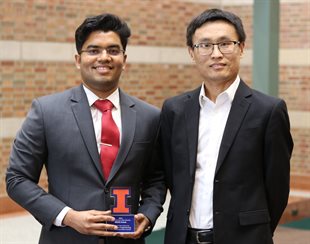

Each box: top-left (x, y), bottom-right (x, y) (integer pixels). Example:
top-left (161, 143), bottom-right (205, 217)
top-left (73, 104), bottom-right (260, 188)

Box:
top-left (186, 209), bottom-right (190, 215)
top-left (104, 189), bottom-right (109, 194)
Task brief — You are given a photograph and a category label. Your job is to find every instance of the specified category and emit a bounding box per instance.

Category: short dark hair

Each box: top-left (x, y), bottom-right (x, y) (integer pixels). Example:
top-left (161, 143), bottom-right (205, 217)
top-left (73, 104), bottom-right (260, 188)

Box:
top-left (75, 13), bottom-right (131, 54)
top-left (186, 8), bottom-right (246, 47)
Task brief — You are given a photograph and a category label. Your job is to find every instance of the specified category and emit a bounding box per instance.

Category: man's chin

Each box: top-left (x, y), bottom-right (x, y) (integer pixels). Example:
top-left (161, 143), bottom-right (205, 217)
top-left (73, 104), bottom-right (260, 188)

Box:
top-left (89, 81), bottom-right (119, 92)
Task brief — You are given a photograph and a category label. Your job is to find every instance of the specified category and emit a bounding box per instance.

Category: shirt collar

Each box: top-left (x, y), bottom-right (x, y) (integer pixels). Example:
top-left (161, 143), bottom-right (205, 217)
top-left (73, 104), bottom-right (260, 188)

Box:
top-left (199, 75), bottom-right (240, 108)
top-left (83, 85), bottom-right (120, 110)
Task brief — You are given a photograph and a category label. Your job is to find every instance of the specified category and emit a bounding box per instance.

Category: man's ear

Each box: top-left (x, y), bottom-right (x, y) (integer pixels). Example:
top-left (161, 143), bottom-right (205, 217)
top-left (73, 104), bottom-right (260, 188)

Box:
top-left (239, 42), bottom-right (245, 57)
top-left (74, 54), bottom-right (81, 69)
top-left (122, 54), bottom-right (127, 70)
top-left (188, 47), bottom-right (195, 61)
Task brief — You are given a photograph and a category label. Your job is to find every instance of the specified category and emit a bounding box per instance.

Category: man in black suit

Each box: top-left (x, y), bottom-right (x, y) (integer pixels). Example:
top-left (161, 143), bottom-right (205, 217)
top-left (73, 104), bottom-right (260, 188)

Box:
top-left (6, 13), bottom-right (166, 244)
top-left (161, 8), bottom-right (293, 244)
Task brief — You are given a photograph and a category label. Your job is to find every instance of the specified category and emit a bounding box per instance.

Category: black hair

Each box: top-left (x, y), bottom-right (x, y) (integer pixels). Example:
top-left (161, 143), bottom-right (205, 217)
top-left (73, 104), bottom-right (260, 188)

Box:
top-left (186, 8), bottom-right (246, 47)
top-left (75, 13), bottom-right (131, 54)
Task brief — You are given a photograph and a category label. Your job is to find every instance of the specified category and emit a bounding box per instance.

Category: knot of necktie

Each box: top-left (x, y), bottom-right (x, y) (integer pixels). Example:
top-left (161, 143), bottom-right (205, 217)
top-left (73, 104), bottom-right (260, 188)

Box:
top-left (94, 99), bottom-right (114, 112)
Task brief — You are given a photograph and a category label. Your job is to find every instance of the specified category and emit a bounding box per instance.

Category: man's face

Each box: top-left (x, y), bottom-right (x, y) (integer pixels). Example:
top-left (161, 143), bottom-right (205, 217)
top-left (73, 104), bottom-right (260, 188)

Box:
top-left (188, 20), bottom-right (244, 85)
top-left (75, 31), bottom-right (127, 94)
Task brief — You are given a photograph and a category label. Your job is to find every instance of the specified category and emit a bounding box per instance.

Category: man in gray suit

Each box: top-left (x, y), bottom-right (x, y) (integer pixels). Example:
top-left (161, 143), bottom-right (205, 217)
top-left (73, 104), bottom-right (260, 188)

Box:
top-left (6, 13), bottom-right (165, 244)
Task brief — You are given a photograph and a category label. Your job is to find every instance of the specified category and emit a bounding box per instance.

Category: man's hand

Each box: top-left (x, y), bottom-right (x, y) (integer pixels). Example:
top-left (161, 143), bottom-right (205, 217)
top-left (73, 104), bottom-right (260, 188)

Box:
top-left (63, 209), bottom-right (118, 237)
top-left (116, 213), bottom-right (151, 239)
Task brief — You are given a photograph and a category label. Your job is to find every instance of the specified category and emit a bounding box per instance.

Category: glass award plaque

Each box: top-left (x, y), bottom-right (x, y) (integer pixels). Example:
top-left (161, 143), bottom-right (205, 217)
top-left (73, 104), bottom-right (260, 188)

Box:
top-left (109, 187), bottom-right (135, 233)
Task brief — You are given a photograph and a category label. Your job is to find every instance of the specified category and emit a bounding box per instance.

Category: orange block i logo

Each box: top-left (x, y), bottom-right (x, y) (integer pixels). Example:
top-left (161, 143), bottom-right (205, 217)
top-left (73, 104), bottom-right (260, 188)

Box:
top-left (109, 187), bottom-right (135, 233)
top-left (111, 187), bottom-right (131, 214)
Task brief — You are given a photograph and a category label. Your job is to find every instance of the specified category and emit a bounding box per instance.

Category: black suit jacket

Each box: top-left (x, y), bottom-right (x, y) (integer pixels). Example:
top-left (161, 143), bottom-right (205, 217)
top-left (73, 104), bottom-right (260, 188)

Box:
top-left (6, 85), bottom-right (166, 244)
top-left (160, 80), bottom-right (293, 244)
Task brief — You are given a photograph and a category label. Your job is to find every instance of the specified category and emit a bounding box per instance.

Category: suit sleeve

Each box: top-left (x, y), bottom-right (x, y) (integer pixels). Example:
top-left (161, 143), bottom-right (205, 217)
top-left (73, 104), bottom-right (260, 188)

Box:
top-left (264, 99), bottom-right (293, 233)
top-left (6, 99), bottom-right (66, 230)
top-left (137, 110), bottom-right (167, 234)
top-left (160, 100), bottom-right (173, 191)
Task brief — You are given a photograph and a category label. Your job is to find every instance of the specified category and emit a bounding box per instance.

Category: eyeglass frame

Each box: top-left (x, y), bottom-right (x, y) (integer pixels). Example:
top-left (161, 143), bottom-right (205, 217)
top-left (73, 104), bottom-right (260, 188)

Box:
top-left (192, 40), bottom-right (241, 56)
top-left (79, 46), bottom-right (125, 57)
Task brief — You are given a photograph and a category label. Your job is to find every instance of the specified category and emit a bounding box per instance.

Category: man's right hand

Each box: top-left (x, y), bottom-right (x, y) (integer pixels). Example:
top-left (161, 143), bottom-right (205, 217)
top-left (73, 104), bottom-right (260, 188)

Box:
top-left (63, 209), bottom-right (118, 236)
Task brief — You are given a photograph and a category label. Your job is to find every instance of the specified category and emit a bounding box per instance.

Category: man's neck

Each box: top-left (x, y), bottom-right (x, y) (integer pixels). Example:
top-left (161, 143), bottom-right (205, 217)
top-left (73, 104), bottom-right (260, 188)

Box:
top-left (203, 80), bottom-right (234, 102)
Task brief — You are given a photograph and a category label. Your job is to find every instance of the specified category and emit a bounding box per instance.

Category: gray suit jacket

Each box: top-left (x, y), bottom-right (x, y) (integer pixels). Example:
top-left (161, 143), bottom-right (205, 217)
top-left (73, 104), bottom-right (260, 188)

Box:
top-left (6, 85), bottom-right (166, 244)
top-left (161, 80), bottom-right (293, 244)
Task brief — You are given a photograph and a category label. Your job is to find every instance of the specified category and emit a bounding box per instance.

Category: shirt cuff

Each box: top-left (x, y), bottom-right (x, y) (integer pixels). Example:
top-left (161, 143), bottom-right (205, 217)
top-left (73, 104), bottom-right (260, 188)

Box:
top-left (53, 206), bottom-right (71, 227)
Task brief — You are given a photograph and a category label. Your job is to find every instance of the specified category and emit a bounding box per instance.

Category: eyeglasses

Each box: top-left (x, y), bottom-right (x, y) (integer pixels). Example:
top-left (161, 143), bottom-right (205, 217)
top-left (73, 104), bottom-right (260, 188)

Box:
top-left (192, 41), bottom-right (240, 56)
top-left (80, 47), bottom-right (124, 56)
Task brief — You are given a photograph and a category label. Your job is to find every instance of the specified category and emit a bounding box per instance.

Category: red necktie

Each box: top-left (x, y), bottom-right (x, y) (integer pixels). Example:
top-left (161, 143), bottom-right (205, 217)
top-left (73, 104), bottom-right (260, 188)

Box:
top-left (94, 100), bottom-right (120, 180)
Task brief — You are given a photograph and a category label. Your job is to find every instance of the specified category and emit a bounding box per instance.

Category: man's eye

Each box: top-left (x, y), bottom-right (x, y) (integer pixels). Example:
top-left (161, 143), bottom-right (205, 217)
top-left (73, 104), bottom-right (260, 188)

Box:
top-left (200, 43), bottom-right (212, 49)
top-left (107, 48), bottom-right (121, 55)
top-left (220, 42), bottom-right (230, 47)
top-left (87, 49), bottom-right (101, 55)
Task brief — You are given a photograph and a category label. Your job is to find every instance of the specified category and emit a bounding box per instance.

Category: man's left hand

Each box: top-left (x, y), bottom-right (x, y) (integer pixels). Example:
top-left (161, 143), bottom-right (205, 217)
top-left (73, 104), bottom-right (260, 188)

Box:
top-left (115, 213), bottom-right (151, 239)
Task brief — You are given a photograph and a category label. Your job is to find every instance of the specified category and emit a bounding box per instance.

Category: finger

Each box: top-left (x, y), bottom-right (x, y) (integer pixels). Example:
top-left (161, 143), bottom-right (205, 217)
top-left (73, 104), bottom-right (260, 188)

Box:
top-left (134, 219), bottom-right (148, 232)
top-left (101, 223), bottom-right (118, 231)
top-left (79, 222), bottom-right (118, 236)
top-left (92, 230), bottom-right (118, 237)
top-left (119, 227), bottom-right (144, 239)
top-left (134, 226), bottom-right (144, 236)
top-left (102, 210), bottom-right (112, 215)
top-left (135, 213), bottom-right (149, 227)
top-left (90, 210), bottom-right (112, 216)
top-left (91, 214), bottom-right (115, 223)
top-left (134, 213), bottom-right (144, 221)
top-left (89, 224), bottom-right (119, 236)
top-left (135, 214), bottom-right (150, 231)
top-left (116, 232), bottom-right (136, 239)
top-left (88, 222), bottom-right (118, 232)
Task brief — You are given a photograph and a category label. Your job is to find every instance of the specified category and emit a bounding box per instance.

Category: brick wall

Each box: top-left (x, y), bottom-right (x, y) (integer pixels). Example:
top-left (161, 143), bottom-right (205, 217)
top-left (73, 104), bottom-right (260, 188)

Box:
top-left (0, 0), bottom-right (309, 214)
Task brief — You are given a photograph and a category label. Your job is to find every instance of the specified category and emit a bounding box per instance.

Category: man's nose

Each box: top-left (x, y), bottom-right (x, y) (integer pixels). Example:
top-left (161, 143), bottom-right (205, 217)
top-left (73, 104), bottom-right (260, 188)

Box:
top-left (211, 44), bottom-right (223, 57)
top-left (97, 49), bottom-right (111, 60)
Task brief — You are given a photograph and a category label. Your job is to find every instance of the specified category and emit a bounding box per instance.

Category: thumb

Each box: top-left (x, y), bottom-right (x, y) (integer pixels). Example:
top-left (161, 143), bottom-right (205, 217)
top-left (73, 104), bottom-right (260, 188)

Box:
top-left (135, 213), bottom-right (145, 222)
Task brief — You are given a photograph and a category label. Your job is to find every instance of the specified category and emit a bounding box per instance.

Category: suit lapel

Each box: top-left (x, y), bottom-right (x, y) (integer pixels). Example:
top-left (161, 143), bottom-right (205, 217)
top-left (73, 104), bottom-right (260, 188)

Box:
top-left (106, 90), bottom-right (136, 184)
top-left (70, 85), bottom-right (104, 180)
top-left (184, 87), bottom-right (201, 178)
top-left (215, 80), bottom-right (252, 174)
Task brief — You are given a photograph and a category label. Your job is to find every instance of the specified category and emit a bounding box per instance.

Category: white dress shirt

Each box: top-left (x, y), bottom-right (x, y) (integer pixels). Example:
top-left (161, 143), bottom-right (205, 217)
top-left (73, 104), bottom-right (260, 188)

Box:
top-left (189, 76), bottom-right (240, 229)
top-left (84, 85), bottom-right (122, 148)
top-left (54, 85), bottom-right (122, 227)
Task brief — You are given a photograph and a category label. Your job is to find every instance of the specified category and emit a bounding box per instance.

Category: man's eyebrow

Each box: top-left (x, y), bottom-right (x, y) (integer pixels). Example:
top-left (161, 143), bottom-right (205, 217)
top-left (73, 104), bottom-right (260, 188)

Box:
top-left (196, 36), bottom-right (234, 43)
top-left (107, 44), bottom-right (122, 48)
top-left (85, 44), bottom-right (121, 49)
top-left (85, 45), bottom-right (101, 49)
top-left (216, 36), bottom-right (236, 41)
top-left (195, 38), bottom-right (211, 43)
